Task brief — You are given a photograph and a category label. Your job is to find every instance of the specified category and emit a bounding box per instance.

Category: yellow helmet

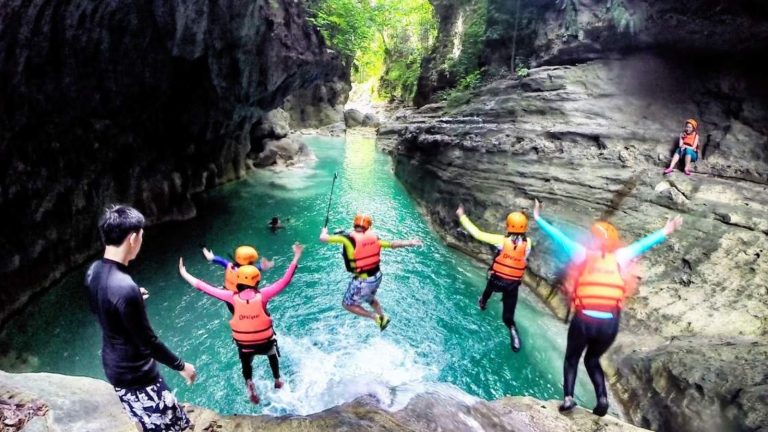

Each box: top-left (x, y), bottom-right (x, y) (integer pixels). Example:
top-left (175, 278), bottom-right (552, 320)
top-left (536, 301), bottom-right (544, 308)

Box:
top-left (506, 212), bottom-right (528, 234)
top-left (236, 265), bottom-right (261, 287)
top-left (234, 246), bottom-right (259, 266)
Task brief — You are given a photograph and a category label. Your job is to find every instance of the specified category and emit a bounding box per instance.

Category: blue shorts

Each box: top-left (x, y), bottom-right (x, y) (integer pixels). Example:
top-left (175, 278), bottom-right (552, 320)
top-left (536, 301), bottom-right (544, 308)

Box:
top-left (343, 272), bottom-right (383, 306)
top-left (677, 147), bottom-right (698, 162)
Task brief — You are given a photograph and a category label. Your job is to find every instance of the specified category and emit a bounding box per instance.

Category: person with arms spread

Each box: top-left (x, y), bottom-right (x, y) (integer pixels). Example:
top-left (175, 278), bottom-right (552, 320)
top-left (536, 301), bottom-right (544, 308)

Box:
top-left (179, 243), bottom-right (303, 404)
top-left (319, 214), bottom-right (421, 331)
top-left (533, 199), bottom-right (683, 417)
top-left (85, 205), bottom-right (196, 432)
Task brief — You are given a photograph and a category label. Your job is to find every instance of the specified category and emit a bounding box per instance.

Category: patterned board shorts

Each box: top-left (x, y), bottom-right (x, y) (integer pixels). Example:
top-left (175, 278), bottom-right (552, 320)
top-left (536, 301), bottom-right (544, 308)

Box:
top-left (343, 271), bottom-right (383, 306)
top-left (115, 377), bottom-right (191, 432)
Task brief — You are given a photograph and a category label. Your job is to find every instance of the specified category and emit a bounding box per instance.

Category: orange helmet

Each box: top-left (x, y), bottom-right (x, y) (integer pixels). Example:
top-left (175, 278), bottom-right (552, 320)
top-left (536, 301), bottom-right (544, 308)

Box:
top-left (685, 119), bottom-right (698, 130)
top-left (236, 265), bottom-right (261, 287)
top-left (234, 246), bottom-right (259, 266)
top-left (590, 221), bottom-right (620, 251)
top-left (506, 212), bottom-right (528, 234)
top-left (353, 214), bottom-right (373, 230)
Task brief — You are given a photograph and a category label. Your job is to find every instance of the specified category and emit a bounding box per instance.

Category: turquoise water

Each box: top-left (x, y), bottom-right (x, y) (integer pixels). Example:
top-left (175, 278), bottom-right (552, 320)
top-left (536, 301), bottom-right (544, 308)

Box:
top-left (0, 135), bottom-right (595, 415)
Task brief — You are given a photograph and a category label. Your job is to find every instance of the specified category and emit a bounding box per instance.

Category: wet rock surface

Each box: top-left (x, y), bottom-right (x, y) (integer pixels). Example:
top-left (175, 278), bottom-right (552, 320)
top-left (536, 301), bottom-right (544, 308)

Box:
top-left (0, 371), bottom-right (648, 432)
top-left (0, 0), bottom-right (349, 328)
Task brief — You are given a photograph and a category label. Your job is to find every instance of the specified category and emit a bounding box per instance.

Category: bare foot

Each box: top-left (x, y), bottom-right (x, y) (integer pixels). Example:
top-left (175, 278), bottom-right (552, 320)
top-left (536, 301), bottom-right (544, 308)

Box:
top-left (274, 379), bottom-right (284, 389)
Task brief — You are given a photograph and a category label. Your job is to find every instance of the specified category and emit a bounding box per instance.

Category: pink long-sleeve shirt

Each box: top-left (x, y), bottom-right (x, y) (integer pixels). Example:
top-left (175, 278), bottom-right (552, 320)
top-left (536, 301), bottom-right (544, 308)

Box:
top-left (191, 261), bottom-right (298, 307)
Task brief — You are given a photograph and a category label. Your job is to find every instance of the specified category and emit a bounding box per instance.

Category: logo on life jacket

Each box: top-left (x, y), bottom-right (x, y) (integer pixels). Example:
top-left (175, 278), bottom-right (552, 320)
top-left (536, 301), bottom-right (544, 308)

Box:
top-left (229, 294), bottom-right (274, 345)
top-left (491, 237), bottom-right (527, 280)
top-left (343, 231), bottom-right (382, 274)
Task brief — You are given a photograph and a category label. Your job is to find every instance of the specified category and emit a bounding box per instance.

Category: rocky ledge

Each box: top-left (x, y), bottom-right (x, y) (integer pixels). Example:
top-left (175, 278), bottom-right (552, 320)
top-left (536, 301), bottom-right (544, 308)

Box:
top-left (380, 54), bottom-right (768, 432)
top-left (0, 371), bottom-right (648, 432)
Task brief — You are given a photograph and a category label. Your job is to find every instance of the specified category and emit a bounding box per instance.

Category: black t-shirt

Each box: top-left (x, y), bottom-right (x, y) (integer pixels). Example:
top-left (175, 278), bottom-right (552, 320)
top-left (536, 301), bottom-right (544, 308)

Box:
top-left (85, 258), bottom-right (184, 388)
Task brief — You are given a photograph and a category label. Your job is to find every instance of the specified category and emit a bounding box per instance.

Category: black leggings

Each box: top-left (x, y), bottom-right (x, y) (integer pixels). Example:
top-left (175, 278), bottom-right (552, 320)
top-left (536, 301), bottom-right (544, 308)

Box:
top-left (481, 275), bottom-right (520, 328)
top-left (238, 342), bottom-right (280, 381)
top-left (563, 312), bottom-right (620, 400)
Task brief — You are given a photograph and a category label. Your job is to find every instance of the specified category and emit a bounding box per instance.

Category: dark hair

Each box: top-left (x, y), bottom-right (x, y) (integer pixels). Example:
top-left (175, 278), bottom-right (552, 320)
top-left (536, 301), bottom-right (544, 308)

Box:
top-left (98, 205), bottom-right (145, 246)
top-left (270, 217), bottom-right (279, 224)
top-left (236, 283), bottom-right (259, 292)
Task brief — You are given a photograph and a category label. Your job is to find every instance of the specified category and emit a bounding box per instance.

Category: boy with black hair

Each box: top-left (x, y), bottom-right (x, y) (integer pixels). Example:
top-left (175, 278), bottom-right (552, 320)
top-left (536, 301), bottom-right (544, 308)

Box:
top-left (85, 204), bottom-right (196, 432)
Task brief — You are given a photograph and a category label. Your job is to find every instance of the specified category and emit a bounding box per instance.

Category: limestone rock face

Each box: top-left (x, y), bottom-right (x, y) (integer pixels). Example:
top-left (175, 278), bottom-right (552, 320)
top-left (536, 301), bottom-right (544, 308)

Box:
top-left (188, 390), bottom-right (652, 432)
top-left (0, 371), bottom-right (134, 431)
top-left (0, 371), bottom-right (651, 432)
top-left (383, 53), bottom-right (768, 431)
top-left (416, 0), bottom-right (768, 105)
top-left (0, 0), bottom-right (349, 328)
top-left (344, 108), bottom-right (365, 128)
top-left (611, 337), bottom-right (768, 432)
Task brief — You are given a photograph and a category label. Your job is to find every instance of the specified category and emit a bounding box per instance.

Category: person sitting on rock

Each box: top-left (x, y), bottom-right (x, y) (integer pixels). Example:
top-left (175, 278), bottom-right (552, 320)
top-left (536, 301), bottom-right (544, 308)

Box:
top-left (533, 199), bottom-right (683, 417)
top-left (455, 204), bottom-right (531, 353)
top-left (664, 119), bottom-right (700, 176)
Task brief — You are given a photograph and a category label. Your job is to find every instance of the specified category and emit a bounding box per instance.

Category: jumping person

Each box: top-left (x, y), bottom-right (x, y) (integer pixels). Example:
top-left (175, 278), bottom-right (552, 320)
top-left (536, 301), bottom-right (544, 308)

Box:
top-left (319, 214), bottom-right (421, 330)
top-left (533, 199), bottom-right (683, 416)
top-left (456, 204), bottom-right (530, 352)
top-left (201, 245), bottom-right (274, 293)
top-left (664, 118), bottom-right (700, 176)
top-left (179, 243), bottom-right (303, 404)
top-left (86, 205), bottom-right (196, 432)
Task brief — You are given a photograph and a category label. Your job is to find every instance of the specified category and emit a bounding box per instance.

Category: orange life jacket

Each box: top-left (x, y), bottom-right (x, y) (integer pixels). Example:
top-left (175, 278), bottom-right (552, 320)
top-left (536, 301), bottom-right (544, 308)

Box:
top-left (574, 252), bottom-right (625, 311)
top-left (491, 237), bottom-right (527, 280)
top-left (344, 231), bottom-right (382, 274)
top-left (229, 292), bottom-right (274, 345)
top-left (681, 131), bottom-right (698, 149)
top-left (224, 264), bottom-right (239, 292)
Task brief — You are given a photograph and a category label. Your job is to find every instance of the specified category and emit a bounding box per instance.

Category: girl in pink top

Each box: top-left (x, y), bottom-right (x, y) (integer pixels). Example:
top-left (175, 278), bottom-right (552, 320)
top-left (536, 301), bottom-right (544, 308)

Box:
top-left (179, 243), bottom-right (303, 404)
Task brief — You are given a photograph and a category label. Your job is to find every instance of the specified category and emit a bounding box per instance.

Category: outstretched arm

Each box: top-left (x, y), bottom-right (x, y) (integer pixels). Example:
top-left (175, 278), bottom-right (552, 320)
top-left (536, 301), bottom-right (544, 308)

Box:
top-left (616, 216), bottom-right (683, 267)
top-left (203, 247), bottom-right (230, 268)
top-left (178, 258), bottom-right (234, 304)
top-left (456, 205), bottom-right (505, 246)
top-left (261, 243), bottom-right (303, 304)
top-left (384, 239), bottom-right (422, 249)
top-left (533, 199), bottom-right (586, 263)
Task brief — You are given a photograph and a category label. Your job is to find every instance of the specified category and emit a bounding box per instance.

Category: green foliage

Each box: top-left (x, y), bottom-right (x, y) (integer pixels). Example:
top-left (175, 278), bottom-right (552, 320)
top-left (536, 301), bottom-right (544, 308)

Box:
top-left (515, 67), bottom-right (529, 78)
top-left (435, 69), bottom-right (483, 108)
top-left (308, 0), bottom-right (437, 103)
top-left (307, 0), bottom-right (376, 59)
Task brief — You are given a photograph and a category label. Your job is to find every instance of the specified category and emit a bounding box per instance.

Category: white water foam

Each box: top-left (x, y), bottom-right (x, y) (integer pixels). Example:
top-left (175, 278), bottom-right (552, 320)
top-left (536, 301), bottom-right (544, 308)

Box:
top-left (256, 334), bottom-right (438, 416)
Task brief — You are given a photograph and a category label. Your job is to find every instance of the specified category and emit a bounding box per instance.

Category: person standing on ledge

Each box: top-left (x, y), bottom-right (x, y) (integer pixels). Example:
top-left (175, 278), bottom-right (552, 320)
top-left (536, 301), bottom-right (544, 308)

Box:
top-left (456, 204), bottom-right (531, 352)
top-left (533, 199), bottom-right (683, 417)
top-left (85, 205), bottom-right (196, 432)
top-left (319, 214), bottom-right (421, 331)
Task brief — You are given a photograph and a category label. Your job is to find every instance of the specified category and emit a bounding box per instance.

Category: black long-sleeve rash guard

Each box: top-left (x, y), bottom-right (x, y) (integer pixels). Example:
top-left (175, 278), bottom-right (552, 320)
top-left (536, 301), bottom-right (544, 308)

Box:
top-left (86, 258), bottom-right (184, 388)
